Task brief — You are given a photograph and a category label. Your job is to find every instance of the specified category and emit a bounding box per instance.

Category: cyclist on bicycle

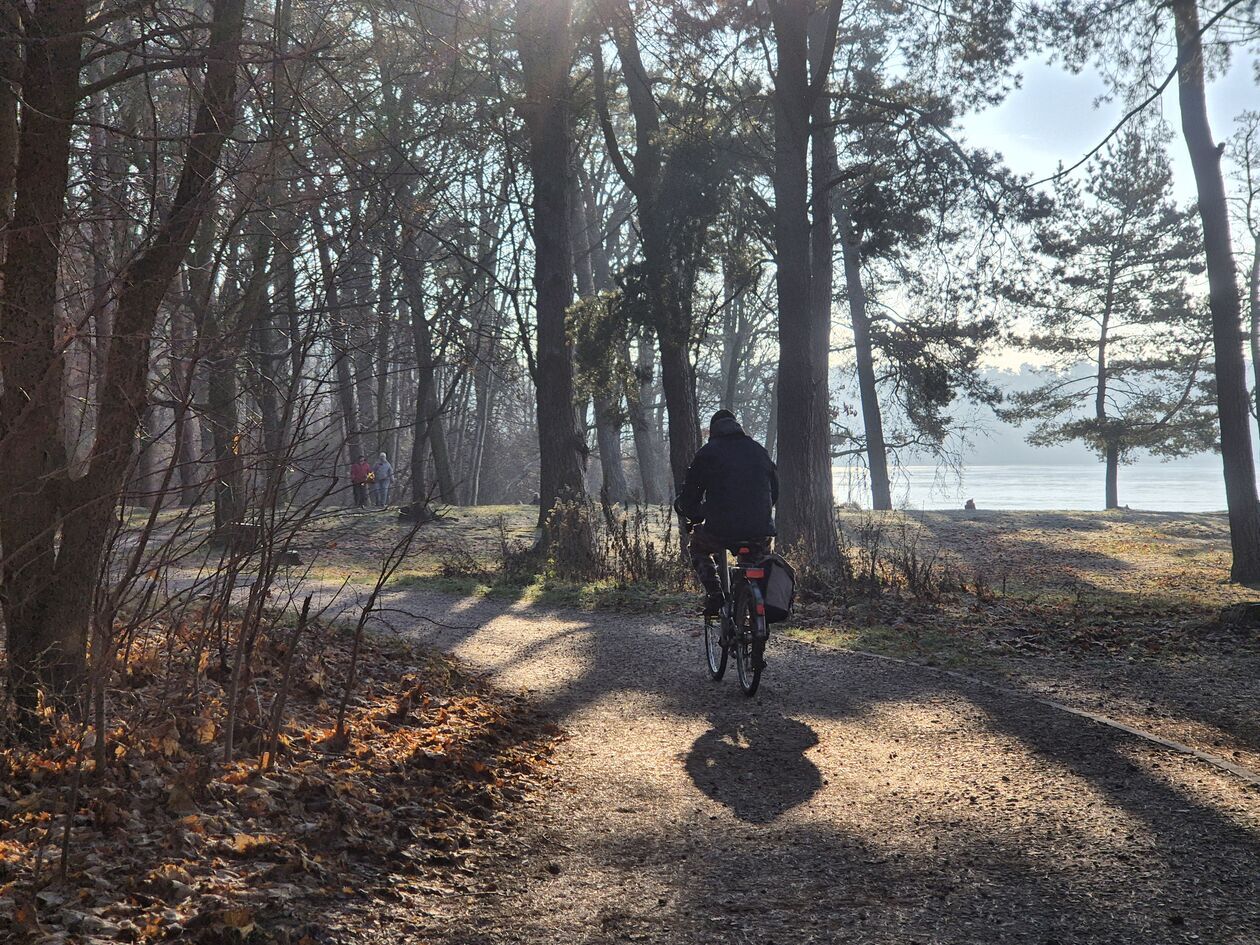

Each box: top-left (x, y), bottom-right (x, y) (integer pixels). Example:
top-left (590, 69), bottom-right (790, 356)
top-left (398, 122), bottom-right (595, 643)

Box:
top-left (674, 409), bottom-right (778, 616)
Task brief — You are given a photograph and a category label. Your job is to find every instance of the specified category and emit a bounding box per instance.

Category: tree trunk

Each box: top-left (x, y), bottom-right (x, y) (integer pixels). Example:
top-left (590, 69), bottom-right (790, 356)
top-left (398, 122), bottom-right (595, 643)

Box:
top-left (770, 0), bottom-right (841, 561)
top-left (573, 174), bottom-right (630, 504)
top-left (405, 279), bottom-right (433, 515)
top-left (1104, 441), bottom-right (1120, 510)
top-left (374, 253), bottom-right (393, 458)
top-left (0, 0), bottom-right (90, 713)
top-left (837, 211), bottom-right (891, 510)
top-left (468, 367), bottom-right (495, 503)
top-left (1096, 288), bottom-right (1117, 510)
top-left (0, 0), bottom-right (20, 232)
top-left (625, 330), bottom-right (667, 503)
top-left (135, 402), bottom-right (164, 509)
top-left (400, 249), bottom-right (456, 514)
top-left (592, 393), bottom-right (629, 503)
top-left (658, 333), bottom-right (700, 496)
top-left (206, 340), bottom-right (243, 528)
top-left (805, 61), bottom-right (841, 522)
top-left (249, 264), bottom-right (285, 489)
top-left (313, 215), bottom-right (364, 490)
top-left (187, 225), bottom-right (244, 527)
top-left (765, 373), bottom-right (779, 460)
top-left (353, 344), bottom-right (378, 455)
top-left (330, 330), bottom-right (362, 481)
top-left (170, 299), bottom-right (204, 505)
top-left (428, 383), bottom-right (456, 503)
top-left (515, 0), bottom-right (587, 526)
top-left (720, 265), bottom-right (748, 412)
top-left (1173, 0), bottom-right (1260, 583)
top-left (1249, 234), bottom-right (1260, 422)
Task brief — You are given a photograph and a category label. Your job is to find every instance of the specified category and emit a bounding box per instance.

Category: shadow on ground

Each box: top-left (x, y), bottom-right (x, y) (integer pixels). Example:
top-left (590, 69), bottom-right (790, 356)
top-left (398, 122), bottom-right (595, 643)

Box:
top-left (685, 711), bottom-right (822, 824)
top-left (314, 575), bottom-right (1260, 944)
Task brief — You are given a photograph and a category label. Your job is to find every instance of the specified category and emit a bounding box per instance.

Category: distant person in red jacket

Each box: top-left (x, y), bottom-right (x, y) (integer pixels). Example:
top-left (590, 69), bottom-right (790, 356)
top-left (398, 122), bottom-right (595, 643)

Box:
top-left (350, 455), bottom-right (371, 508)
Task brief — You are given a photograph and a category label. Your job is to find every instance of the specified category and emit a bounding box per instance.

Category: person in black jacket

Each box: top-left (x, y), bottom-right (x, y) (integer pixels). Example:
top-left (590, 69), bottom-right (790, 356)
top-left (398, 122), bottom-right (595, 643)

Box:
top-left (674, 410), bottom-right (779, 616)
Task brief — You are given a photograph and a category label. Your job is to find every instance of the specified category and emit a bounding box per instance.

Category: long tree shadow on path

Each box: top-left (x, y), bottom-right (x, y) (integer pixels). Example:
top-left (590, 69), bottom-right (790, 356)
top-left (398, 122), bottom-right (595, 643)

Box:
top-left (330, 582), bottom-right (1260, 944)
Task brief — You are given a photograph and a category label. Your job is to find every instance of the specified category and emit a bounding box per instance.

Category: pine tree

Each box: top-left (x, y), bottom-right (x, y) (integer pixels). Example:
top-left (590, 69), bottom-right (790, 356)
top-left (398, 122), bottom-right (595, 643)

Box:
top-left (1002, 128), bottom-right (1215, 508)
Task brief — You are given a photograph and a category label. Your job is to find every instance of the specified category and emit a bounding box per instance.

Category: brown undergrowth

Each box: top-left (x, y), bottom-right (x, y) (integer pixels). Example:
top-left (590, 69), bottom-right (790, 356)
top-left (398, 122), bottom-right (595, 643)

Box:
top-left (0, 620), bottom-right (561, 943)
top-left (787, 512), bottom-right (1260, 663)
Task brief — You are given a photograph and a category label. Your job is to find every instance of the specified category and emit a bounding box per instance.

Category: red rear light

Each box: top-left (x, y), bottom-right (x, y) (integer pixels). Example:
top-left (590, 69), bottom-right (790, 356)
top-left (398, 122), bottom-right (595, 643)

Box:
top-left (738, 546), bottom-right (750, 554)
top-left (745, 568), bottom-right (765, 579)
top-left (756, 603), bottom-right (766, 615)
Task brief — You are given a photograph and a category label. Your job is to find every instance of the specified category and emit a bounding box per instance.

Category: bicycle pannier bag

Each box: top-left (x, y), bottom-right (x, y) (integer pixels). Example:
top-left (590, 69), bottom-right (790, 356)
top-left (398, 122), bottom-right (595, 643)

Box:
top-left (761, 553), bottom-right (796, 623)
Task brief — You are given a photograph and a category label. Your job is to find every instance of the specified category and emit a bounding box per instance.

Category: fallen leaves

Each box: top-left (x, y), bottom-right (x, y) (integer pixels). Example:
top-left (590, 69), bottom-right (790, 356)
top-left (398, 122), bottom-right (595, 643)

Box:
top-left (0, 625), bottom-right (561, 943)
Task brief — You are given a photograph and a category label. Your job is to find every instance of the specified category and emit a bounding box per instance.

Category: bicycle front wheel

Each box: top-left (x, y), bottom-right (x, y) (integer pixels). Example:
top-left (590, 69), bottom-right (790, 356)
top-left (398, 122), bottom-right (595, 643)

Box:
top-left (704, 615), bottom-right (728, 680)
top-left (733, 584), bottom-right (765, 696)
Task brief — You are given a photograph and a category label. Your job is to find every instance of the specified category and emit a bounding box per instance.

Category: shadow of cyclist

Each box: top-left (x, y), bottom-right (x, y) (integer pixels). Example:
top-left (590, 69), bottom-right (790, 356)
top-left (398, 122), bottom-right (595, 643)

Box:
top-left (684, 710), bottom-right (822, 824)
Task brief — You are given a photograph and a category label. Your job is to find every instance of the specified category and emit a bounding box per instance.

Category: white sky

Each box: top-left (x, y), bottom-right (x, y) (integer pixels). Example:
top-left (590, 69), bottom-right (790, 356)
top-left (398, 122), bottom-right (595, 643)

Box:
top-left (961, 53), bottom-right (1257, 205)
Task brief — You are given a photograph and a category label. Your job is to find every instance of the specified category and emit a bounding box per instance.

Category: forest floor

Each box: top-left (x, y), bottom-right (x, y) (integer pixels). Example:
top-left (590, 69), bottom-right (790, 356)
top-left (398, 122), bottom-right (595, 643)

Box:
top-left (272, 504), bottom-right (1260, 943)
top-left (304, 563), bottom-right (1260, 943)
top-left (303, 504), bottom-right (1260, 776)
top-left (0, 618), bottom-right (562, 945)
top-left (20, 505), bottom-right (1254, 943)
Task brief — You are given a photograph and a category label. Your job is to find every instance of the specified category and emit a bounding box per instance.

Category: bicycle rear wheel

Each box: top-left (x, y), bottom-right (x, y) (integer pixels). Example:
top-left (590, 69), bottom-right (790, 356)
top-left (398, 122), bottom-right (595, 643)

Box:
top-left (733, 584), bottom-right (765, 696)
top-left (704, 615), bottom-right (728, 680)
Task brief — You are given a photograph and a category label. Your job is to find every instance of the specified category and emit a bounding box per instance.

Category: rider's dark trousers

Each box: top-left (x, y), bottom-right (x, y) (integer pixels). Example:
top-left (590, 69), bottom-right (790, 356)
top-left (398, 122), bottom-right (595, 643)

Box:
top-left (688, 527), bottom-right (769, 595)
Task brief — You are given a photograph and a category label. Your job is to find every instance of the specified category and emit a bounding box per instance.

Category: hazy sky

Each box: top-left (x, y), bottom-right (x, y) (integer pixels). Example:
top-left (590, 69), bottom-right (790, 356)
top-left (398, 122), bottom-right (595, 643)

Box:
top-left (954, 49), bottom-right (1256, 378)
top-left (961, 53), bottom-right (1257, 203)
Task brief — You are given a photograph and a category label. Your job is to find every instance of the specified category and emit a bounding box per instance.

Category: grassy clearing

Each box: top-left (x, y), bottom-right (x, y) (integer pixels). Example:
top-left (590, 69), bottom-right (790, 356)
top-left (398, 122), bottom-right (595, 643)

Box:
top-left (151, 501), bottom-right (1257, 666)
top-left (310, 504), bottom-right (1260, 664)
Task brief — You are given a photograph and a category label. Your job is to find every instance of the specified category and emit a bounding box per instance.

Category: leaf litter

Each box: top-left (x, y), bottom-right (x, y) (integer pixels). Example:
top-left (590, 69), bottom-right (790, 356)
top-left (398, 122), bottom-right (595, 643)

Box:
top-left (0, 620), bottom-right (562, 944)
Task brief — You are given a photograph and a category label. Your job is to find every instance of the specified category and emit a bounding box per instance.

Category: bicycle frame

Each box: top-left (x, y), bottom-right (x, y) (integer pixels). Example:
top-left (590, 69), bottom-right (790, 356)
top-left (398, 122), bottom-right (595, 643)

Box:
top-left (704, 541), bottom-right (770, 694)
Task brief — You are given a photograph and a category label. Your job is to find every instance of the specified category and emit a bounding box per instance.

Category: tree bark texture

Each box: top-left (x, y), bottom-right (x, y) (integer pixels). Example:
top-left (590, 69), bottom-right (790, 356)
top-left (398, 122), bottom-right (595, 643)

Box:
top-left (769, 0), bottom-right (841, 562)
top-left (1173, 0), bottom-right (1260, 582)
top-left (0, 0), bottom-right (92, 712)
top-left (516, 0), bottom-right (587, 525)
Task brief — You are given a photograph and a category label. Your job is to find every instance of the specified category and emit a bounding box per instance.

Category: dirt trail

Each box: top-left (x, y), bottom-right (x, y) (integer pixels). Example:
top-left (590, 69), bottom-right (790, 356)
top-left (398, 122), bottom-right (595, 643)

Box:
top-left (323, 585), bottom-right (1260, 944)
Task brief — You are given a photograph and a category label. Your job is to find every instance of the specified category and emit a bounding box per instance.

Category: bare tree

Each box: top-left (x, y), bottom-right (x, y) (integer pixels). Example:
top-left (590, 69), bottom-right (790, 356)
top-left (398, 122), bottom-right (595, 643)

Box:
top-left (0, 0), bottom-right (246, 720)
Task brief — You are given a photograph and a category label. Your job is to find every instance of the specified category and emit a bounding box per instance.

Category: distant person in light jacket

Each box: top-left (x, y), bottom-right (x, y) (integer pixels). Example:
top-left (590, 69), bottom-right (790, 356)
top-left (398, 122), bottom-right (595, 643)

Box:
top-left (372, 452), bottom-right (393, 507)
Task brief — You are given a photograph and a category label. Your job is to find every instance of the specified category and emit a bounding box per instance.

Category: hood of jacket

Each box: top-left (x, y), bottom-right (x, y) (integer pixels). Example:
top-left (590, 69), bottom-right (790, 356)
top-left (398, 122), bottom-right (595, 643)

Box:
top-left (710, 416), bottom-right (745, 439)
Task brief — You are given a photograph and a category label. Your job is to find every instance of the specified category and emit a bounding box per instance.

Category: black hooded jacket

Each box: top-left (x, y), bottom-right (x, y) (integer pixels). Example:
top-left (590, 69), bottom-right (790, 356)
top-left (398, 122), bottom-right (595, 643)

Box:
top-left (674, 417), bottom-right (778, 542)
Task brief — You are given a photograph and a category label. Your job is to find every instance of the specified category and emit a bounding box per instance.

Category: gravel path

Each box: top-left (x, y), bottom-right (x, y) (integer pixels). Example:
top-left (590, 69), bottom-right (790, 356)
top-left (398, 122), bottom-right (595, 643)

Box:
top-left (329, 585), bottom-right (1260, 944)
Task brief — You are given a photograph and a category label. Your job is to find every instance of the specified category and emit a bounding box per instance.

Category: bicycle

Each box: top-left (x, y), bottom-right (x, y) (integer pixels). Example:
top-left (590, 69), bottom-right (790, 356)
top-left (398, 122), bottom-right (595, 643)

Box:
top-left (704, 541), bottom-right (770, 696)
